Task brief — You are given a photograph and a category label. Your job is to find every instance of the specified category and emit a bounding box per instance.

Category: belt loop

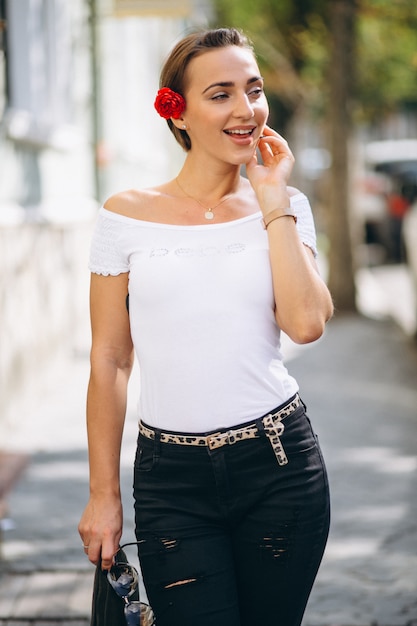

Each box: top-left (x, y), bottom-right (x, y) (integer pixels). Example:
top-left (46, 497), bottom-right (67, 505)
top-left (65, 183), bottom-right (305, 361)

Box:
top-left (255, 417), bottom-right (267, 438)
top-left (153, 428), bottom-right (161, 460)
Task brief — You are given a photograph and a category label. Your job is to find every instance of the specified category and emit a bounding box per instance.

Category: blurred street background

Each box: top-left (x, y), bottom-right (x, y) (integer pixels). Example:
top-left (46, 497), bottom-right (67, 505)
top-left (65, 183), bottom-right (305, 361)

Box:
top-left (1, 1), bottom-right (417, 625)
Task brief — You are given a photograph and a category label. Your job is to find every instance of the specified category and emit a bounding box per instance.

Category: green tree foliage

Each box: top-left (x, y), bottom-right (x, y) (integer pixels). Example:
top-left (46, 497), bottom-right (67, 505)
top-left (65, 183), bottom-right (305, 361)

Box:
top-left (212, 0), bottom-right (417, 124)
top-left (356, 3), bottom-right (417, 120)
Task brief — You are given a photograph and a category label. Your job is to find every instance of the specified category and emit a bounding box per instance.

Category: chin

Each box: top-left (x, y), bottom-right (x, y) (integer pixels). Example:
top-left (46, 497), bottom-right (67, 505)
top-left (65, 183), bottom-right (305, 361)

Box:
top-left (232, 150), bottom-right (256, 167)
top-left (226, 144), bottom-right (257, 162)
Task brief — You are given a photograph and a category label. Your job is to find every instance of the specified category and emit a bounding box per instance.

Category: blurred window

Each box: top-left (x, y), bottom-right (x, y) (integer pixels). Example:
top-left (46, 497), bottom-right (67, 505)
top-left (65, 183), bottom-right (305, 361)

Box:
top-left (5, 0), bottom-right (72, 146)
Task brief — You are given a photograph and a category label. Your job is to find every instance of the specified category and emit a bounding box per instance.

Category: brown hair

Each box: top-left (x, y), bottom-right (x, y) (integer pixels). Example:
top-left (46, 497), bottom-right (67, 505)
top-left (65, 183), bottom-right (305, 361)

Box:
top-left (160, 28), bottom-right (254, 151)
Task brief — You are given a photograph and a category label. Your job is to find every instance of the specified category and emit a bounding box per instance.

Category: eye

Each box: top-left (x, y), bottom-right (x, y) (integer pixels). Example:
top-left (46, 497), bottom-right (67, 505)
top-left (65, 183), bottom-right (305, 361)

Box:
top-left (211, 92), bottom-right (229, 101)
top-left (249, 87), bottom-right (263, 98)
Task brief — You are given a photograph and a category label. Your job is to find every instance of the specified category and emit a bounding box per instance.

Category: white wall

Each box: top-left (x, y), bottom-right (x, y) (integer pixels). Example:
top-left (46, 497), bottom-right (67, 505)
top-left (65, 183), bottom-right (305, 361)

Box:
top-left (97, 16), bottom-right (188, 200)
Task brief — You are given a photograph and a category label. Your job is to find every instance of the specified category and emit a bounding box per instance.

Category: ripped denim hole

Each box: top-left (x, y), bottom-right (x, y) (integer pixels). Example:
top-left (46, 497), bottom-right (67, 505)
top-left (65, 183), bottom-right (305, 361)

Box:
top-left (261, 524), bottom-right (294, 562)
top-left (164, 577), bottom-right (198, 589)
top-left (160, 537), bottom-right (178, 551)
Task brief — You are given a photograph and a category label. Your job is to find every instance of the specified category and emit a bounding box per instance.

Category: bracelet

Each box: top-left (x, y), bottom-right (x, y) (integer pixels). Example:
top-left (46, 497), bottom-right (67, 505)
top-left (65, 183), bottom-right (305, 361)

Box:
top-left (262, 208), bottom-right (297, 229)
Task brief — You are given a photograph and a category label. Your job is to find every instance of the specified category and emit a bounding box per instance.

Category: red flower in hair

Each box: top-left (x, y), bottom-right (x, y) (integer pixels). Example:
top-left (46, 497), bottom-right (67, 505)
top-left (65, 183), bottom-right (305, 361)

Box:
top-left (154, 87), bottom-right (186, 120)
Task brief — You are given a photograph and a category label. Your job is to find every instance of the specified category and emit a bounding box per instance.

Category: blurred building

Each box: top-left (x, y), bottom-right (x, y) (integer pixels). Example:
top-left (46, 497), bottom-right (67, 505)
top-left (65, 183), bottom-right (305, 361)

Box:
top-left (0, 0), bottom-right (211, 428)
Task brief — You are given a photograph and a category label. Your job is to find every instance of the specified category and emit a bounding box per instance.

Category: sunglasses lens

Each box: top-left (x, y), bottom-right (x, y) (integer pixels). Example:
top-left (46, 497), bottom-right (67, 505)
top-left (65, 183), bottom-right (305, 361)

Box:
top-left (108, 563), bottom-right (138, 596)
top-left (124, 603), bottom-right (140, 626)
top-left (125, 602), bottom-right (155, 626)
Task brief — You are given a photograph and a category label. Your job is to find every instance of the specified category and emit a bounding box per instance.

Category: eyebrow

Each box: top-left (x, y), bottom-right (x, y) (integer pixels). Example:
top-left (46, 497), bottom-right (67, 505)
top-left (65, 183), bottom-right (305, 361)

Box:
top-left (202, 76), bottom-right (263, 95)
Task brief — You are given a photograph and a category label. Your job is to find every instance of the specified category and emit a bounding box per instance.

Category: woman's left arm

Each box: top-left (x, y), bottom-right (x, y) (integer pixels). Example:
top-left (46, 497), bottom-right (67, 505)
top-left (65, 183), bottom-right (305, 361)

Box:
top-left (246, 126), bottom-right (334, 344)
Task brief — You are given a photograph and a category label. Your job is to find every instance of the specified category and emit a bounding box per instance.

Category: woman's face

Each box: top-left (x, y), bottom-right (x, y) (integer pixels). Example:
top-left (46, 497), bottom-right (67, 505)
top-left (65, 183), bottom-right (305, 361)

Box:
top-left (179, 45), bottom-right (269, 165)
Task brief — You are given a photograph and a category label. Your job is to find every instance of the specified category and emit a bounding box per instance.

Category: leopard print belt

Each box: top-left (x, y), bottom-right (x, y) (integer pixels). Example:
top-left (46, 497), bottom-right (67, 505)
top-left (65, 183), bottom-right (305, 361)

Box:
top-left (138, 394), bottom-right (302, 466)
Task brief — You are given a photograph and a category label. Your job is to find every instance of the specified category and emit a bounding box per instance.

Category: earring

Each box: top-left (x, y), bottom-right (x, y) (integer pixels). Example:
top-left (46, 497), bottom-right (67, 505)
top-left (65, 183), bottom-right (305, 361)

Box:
top-left (182, 124), bottom-right (187, 129)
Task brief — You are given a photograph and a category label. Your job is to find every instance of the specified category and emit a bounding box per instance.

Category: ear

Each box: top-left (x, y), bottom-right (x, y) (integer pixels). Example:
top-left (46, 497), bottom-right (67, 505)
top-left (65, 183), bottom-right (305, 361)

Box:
top-left (171, 118), bottom-right (188, 131)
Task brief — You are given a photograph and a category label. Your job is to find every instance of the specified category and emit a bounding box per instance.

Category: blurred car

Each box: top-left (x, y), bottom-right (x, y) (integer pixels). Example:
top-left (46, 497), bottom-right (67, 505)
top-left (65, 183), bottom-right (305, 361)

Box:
top-left (356, 139), bottom-right (417, 263)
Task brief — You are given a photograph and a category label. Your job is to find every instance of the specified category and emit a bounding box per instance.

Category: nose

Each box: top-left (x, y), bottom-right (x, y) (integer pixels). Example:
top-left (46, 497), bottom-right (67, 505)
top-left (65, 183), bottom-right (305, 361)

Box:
top-left (233, 92), bottom-right (255, 119)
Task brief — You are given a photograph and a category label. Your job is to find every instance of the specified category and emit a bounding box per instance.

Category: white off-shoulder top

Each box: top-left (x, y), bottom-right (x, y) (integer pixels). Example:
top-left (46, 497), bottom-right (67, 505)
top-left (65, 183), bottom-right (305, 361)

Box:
top-left (89, 193), bottom-right (317, 432)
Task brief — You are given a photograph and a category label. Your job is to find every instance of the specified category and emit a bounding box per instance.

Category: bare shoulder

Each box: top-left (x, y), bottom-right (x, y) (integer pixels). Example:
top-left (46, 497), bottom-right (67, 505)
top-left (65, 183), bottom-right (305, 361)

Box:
top-left (103, 188), bottom-right (160, 219)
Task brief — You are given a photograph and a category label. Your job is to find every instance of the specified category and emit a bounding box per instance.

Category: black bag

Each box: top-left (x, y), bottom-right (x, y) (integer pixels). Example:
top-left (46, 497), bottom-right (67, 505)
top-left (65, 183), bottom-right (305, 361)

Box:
top-left (90, 544), bottom-right (155, 626)
top-left (90, 547), bottom-right (136, 626)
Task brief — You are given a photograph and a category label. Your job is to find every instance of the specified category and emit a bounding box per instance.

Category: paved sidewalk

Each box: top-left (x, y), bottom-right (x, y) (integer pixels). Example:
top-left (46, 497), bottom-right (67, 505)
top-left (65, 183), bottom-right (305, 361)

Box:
top-left (294, 314), bottom-right (417, 625)
top-left (0, 265), bottom-right (416, 625)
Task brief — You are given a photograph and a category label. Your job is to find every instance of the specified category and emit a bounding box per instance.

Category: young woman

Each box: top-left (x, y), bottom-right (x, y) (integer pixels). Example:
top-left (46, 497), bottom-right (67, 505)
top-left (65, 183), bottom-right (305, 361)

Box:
top-left (79, 27), bottom-right (334, 626)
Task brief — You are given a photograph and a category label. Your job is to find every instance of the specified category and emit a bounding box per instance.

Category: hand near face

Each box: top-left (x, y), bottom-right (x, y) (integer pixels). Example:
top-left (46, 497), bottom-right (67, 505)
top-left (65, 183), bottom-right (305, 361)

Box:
top-left (246, 125), bottom-right (295, 213)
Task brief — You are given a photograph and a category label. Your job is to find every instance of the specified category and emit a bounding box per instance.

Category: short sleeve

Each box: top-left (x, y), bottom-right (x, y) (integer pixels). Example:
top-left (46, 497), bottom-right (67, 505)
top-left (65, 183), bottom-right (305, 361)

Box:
top-left (88, 209), bottom-right (130, 276)
top-left (291, 193), bottom-right (318, 258)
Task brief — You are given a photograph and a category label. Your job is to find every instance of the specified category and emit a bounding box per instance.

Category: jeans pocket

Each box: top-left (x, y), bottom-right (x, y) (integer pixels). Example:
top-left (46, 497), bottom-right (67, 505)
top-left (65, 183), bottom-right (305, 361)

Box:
top-left (135, 440), bottom-right (159, 473)
top-left (281, 410), bottom-right (318, 459)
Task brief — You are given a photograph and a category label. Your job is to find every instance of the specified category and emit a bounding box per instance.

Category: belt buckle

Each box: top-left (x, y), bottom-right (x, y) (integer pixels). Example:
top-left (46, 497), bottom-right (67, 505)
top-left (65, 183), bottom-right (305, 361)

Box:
top-left (268, 420), bottom-right (284, 436)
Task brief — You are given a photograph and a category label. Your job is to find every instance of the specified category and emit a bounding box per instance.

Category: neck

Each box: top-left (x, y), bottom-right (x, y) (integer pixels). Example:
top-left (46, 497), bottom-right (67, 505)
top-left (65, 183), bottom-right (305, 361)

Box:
top-left (178, 160), bottom-right (242, 200)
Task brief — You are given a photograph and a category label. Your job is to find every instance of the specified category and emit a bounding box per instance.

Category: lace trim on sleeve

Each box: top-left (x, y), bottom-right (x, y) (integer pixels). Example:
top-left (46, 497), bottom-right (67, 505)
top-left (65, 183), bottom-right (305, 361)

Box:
top-left (291, 193), bottom-right (318, 258)
top-left (88, 211), bottom-right (129, 276)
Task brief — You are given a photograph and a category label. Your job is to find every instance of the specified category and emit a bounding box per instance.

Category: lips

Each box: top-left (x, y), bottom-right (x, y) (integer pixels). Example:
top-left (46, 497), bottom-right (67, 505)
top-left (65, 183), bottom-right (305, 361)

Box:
top-left (224, 127), bottom-right (256, 136)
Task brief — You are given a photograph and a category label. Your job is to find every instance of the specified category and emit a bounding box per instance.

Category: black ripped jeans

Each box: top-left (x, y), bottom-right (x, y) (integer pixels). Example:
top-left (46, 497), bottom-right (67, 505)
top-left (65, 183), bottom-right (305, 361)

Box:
top-left (133, 401), bottom-right (330, 626)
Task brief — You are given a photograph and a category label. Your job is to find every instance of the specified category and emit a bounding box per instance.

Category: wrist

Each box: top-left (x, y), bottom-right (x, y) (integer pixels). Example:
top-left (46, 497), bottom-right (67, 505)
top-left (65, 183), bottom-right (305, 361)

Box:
top-left (262, 207), bottom-right (297, 229)
top-left (89, 483), bottom-right (121, 498)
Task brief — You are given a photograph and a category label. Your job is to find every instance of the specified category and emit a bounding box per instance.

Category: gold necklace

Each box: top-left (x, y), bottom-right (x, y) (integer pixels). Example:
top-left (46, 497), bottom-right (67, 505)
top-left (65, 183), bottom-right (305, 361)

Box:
top-left (175, 177), bottom-right (231, 220)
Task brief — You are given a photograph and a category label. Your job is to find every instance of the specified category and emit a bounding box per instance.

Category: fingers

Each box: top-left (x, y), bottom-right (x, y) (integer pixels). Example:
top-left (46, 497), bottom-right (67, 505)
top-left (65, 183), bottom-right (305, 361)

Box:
top-left (79, 528), bottom-right (95, 563)
top-left (258, 131), bottom-right (293, 161)
top-left (100, 535), bottom-right (120, 570)
top-left (78, 496), bottom-right (123, 568)
top-left (85, 537), bottom-right (101, 566)
top-left (79, 516), bottom-right (119, 568)
top-left (259, 124), bottom-right (286, 140)
top-left (257, 143), bottom-right (294, 187)
top-left (79, 534), bottom-right (120, 569)
top-left (259, 124), bottom-right (291, 146)
top-left (246, 126), bottom-right (294, 195)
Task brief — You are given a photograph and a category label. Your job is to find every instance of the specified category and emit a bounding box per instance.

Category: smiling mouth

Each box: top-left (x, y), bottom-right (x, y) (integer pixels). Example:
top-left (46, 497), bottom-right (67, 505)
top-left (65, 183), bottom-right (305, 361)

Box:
top-left (224, 128), bottom-right (255, 136)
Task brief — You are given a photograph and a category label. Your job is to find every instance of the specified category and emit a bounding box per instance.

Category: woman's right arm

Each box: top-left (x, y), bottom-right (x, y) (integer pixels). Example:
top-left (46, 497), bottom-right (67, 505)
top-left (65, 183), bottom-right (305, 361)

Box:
top-left (78, 271), bottom-right (134, 569)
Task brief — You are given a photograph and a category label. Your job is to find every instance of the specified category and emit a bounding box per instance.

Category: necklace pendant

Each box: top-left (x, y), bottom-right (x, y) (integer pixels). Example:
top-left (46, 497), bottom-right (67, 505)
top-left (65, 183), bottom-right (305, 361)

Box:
top-left (205, 208), bottom-right (214, 220)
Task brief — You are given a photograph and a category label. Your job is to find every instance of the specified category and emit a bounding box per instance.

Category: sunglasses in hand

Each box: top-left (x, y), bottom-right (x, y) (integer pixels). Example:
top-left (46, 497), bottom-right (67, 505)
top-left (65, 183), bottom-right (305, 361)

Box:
top-left (107, 542), bottom-right (155, 626)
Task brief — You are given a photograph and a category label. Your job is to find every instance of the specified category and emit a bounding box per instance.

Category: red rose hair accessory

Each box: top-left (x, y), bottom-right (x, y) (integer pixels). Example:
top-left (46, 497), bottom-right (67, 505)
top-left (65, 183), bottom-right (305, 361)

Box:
top-left (154, 87), bottom-right (186, 120)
